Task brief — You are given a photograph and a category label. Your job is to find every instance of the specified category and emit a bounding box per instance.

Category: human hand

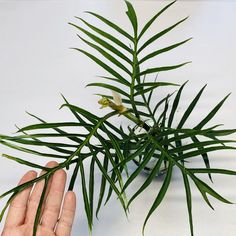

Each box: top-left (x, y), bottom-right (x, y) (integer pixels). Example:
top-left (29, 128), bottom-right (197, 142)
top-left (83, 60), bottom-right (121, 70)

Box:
top-left (1, 161), bottom-right (76, 236)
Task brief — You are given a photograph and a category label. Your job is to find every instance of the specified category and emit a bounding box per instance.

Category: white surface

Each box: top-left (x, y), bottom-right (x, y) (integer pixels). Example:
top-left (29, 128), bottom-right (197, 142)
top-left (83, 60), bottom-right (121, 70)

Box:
top-left (0, 0), bottom-right (236, 236)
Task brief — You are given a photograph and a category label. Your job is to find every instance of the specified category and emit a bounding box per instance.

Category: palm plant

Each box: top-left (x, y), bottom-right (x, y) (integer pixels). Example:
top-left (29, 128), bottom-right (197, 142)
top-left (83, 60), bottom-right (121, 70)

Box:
top-left (1, 1), bottom-right (236, 235)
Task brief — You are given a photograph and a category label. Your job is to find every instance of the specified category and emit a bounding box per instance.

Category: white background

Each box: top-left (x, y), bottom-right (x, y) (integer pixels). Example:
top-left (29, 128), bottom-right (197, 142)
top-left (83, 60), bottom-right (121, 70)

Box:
top-left (1, 0), bottom-right (236, 235)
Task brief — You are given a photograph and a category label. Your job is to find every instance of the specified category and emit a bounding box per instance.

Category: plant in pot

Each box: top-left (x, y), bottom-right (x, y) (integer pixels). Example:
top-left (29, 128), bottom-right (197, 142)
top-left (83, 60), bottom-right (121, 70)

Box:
top-left (0, 1), bottom-right (236, 236)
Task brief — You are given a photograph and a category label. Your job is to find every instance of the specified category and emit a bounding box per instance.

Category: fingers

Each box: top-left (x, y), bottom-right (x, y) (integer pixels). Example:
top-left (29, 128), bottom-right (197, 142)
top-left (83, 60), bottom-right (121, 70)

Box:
top-left (55, 191), bottom-right (76, 236)
top-left (40, 168), bottom-right (67, 230)
top-left (4, 170), bottom-right (37, 227)
top-left (25, 161), bottom-right (58, 224)
top-left (4, 160), bottom-right (76, 236)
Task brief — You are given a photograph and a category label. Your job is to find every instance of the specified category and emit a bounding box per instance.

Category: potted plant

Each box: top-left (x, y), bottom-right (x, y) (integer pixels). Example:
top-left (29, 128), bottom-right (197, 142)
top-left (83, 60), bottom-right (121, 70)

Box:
top-left (0, 1), bottom-right (236, 235)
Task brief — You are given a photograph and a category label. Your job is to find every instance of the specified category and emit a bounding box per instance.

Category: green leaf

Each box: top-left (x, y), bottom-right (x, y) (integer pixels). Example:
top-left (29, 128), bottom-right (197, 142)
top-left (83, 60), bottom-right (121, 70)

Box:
top-left (138, 17), bottom-right (189, 54)
top-left (189, 168), bottom-right (236, 176)
top-left (104, 121), bottom-right (129, 139)
top-left (157, 97), bottom-right (169, 125)
top-left (24, 112), bottom-right (85, 151)
top-left (89, 156), bottom-right (95, 223)
top-left (68, 161), bottom-right (80, 191)
top-left (153, 93), bottom-right (172, 116)
top-left (138, 0), bottom-right (177, 40)
top-left (192, 175), bottom-right (233, 207)
top-left (112, 139), bottom-right (151, 171)
top-left (139, 38), bottom-right (192, 65)
top-left (134, 82), bottom-right (178, 97)
top-left (139, 110), bottom-right (154, 118)
top-left (122, 144), bottom-right (157, 193)
top-left (182, 172), bottom-right (194, 236)
top-left (79, 159), bottom-right (93, 231)
top-left (178, 84), bottom-right (207, 129)
top-left (105, 126), bottom-right (129, 176)
top-left (127, 154), bottom-right (165, 207)
top-left (125, 1), bottom-right (138, 38)
top-left (105, 167), bottom-right (117, 205)
top-left (96, 153), bottom-right (109, 218)
top-left (208, 129), bottom-right (236, 137)
top-left (96, 76), bottom-right (122, 84)
top-left (147, 75), bottom-right (158, 105)
top-left (160, 97), bottom-right (169, 128)
top-left (85, 11), bottom-right (133, 41)
top-left (60, 103), bottom-right (99, 123)
top-left (142, 163), bottom-right (173, 234)
top-left (78, 36), bottom-right (132, 77)
top-left (0, 139), bottom-right (71, 157)
top-left (135, 78), bottom-right (156, 123)
top-left (138, 62), bottom-right (191, 77)
top-left (167, 81), bottom-right (200, 166)
top-left (2, 154), bottom-right (50, 171)
top-left (77, 17), bottom-right (133, 53)
top-left (33, 177), bottom-right (49, 236)
top-left (176, 145), bottom-right (236, 161)
top-left (134, 82), bottom-right (179, 90)
top-left (97, 135), bottom-right (126, 205)
top-left (73, 48), bottom-right (131, 86)
top-left (86, 82), bottom-right (130, 98)
top-left (194, 94), bottom-right (231, 130)
top-left (92, 152), bottom-right (128, 215)
top-left (191, 136), bottom-right (212, 182)
top-left (168, 81), bottom-right (188, 128)
top-left (2, 133), bottom-right (88, 139)
top-left (158, 128), bottom-right (222, 146)
top-left (69, 23), bottom-right (132, 64)
top-left (18, 122), bottom-right (90, 132)
top-left (4, 138), bottom-right (78, 148)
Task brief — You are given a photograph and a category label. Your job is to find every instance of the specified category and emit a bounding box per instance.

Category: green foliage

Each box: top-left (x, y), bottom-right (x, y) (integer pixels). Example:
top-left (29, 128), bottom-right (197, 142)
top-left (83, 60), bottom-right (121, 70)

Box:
top-left (0, 1), bottom-right (236, 236)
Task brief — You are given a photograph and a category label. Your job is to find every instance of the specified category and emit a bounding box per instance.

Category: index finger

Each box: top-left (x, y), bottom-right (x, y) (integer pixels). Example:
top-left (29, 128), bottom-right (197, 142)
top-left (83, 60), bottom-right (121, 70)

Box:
top-left (4, 170), bottom-right (37, 227)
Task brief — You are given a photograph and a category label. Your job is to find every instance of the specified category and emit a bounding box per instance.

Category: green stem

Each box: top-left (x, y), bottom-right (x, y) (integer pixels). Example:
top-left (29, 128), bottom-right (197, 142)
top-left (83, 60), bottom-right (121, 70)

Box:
top-left (130, 39), bottom-right (140, 118)
top-left (123, 111), bottom-right (150, 131)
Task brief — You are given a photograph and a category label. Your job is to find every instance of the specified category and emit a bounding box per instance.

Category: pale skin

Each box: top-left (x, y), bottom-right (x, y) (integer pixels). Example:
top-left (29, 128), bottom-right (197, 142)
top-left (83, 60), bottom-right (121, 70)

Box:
top-left (1, 161), bottom-right (76, 236)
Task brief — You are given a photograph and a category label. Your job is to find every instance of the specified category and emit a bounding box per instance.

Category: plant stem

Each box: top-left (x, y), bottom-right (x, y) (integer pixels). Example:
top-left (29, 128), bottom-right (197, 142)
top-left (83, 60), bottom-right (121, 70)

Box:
top-left (130, 38), bottom-right (140, 118)
top-left (123, 111), bottom-right (150, 131)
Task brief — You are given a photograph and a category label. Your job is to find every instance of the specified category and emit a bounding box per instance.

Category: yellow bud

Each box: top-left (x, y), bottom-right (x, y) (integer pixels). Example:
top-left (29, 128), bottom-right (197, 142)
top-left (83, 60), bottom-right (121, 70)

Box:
top-left (98, 97), bottom-right (110, 109)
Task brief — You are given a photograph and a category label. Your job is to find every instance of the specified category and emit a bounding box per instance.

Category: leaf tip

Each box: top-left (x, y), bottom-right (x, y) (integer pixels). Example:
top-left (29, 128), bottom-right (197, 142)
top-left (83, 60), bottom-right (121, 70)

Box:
top-left (75, 16), bottom-right (83, 22)
top-left (185, 15), bottom-right (190, 20)
top-left (183, 80), bottom-right (189, 85)
top-left (59, 92), bottom-right (65, 98)
top-left (69, 47), bottom-right (76, 51)
top-left (59, 104), bottom-right (65, 110)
